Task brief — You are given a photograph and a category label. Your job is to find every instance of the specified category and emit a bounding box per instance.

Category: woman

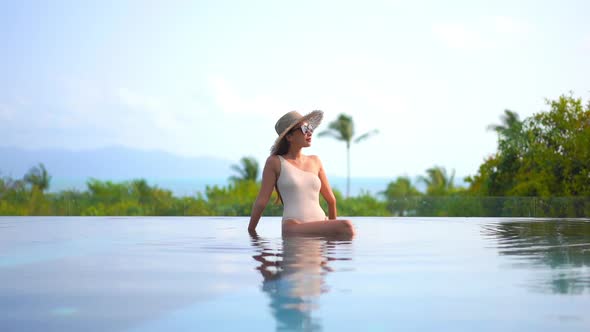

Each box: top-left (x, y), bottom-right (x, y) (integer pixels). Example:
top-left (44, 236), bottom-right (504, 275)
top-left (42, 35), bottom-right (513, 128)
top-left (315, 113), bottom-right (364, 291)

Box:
top-left (247, 110), bottom-right (355, 236)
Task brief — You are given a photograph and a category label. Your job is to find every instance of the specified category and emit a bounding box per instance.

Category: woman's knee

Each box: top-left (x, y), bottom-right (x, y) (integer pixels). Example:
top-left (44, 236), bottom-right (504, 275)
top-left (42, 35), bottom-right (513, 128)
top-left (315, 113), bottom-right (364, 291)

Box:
top-left (339, 219), bottom-right (355, 235)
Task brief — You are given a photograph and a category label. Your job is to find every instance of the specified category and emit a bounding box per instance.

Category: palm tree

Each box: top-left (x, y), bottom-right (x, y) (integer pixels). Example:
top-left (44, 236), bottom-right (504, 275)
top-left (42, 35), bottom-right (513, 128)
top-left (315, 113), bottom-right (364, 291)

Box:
top-left (230, 156), bottom-right (260, 182)
top-left (131, 179), bottom-right (152, 205)
top-left (381, 176), bottom-right (421, 198)
top-left (23, 163), bottom-right (51, 193)
top-left (420, 166), bottom-right (455, 196)
top-left (318, 114), bottom-right (378, 197)
top-left (487, 109), bottom-right (521, 135)
top-left (487, 109), bottom-right (524, 153)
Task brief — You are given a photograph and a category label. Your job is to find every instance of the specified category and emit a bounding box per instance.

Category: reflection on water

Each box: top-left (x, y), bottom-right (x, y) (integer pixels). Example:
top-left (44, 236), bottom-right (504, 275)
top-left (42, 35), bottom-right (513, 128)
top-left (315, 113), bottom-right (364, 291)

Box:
top-left (250, 233), bottom-right (353, 332)
top-left (482, 219), bottom-right (590, 294)
top-left (4, 217), bottom-right (590, 331)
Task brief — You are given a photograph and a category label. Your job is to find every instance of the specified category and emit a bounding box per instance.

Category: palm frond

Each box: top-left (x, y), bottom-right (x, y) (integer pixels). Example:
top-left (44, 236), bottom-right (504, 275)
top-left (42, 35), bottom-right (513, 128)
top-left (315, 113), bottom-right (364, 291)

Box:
top-left (230, 156), bottom-right (259, 182)
top-left (230, 164), bottom-right (246, 178)
top-left (354, 129), bottom-right (379, 144)
top-left (317, 130), bottom-right (343, 140)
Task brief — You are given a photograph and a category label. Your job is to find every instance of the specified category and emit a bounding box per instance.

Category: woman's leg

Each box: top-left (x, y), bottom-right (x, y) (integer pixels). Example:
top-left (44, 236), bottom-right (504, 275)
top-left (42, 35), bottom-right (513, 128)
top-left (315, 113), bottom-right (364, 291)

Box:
top-left (282, 219), bottom-right (355, 237)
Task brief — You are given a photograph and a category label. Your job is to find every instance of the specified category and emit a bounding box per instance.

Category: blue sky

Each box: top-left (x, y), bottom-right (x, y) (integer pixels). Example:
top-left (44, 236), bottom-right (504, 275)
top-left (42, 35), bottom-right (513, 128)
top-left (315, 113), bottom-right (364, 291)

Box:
top-left (1, 0), bottom-right (589, 179)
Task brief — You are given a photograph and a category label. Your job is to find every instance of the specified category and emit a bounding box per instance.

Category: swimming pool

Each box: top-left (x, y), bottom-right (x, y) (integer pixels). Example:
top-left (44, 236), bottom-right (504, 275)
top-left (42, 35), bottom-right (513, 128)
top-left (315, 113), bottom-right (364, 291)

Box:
top-left (1, 217), bottom-right (589, 331)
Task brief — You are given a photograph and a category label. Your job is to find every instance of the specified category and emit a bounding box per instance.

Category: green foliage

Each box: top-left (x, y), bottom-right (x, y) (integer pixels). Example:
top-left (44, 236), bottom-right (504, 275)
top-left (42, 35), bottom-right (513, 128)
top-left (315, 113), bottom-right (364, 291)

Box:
top-left (420, 166), bottom-right (456, 196)
top-left (1, 170), bottom-right (589, 217)
top-left (469, 93), bottom-right (590, 197)
top-left (206, 180), bottom-right (260, 216)
top-left (320, 188), bottom-right (391, 216)
top-left (380, 176), bottom-right (421, 216)
top-left (340, 191), bottom-right (390, 216)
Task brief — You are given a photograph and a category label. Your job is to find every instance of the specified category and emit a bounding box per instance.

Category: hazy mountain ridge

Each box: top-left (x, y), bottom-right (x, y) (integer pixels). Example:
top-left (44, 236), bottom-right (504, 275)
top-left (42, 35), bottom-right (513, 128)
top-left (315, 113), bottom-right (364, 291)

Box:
top-left (0, 146), bottom-right (234, 179)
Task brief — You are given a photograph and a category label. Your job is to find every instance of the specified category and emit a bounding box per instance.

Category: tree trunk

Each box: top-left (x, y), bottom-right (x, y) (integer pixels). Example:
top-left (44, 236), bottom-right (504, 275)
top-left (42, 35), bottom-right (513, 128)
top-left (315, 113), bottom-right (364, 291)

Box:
top-left (346, 142), bottom-right (351, 198)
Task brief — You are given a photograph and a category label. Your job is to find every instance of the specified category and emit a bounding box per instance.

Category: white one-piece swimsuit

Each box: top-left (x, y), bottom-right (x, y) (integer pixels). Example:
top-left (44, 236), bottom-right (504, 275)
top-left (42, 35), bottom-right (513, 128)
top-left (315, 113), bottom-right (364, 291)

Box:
top-left (277, 155), bottom-right (327, 222)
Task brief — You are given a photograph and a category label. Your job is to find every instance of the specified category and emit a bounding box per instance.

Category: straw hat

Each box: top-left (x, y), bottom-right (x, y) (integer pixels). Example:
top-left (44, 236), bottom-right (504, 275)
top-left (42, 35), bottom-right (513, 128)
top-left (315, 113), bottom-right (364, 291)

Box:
top-left (270, 110), bottom-right (324, 154)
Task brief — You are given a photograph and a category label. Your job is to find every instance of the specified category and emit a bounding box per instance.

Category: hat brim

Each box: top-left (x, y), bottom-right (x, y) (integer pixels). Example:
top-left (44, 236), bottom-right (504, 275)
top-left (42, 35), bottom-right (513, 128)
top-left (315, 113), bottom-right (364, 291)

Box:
top-left (270, 110), bottom-right (323, 154)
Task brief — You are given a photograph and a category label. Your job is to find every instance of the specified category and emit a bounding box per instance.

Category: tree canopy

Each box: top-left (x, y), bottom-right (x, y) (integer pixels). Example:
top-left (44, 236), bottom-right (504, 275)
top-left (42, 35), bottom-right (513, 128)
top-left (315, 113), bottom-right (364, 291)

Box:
top-left (467, 93), bottom-right (590, 197)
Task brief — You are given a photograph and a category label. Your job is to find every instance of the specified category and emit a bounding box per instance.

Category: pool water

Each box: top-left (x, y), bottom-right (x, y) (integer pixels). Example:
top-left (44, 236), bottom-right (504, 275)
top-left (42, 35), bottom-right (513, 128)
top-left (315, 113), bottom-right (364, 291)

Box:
top-left (0, 217), bottom-right (589, 331)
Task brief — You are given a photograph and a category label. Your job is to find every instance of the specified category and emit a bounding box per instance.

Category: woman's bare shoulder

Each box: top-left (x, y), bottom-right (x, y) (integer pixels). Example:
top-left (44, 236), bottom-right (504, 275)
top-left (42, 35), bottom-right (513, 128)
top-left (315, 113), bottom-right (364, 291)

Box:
top-left (307, 154), bottom-right (322, 162)
top-left (306, 155), bottom-right (324, 168)
top-left (264, 155), bottom-right (281, 171)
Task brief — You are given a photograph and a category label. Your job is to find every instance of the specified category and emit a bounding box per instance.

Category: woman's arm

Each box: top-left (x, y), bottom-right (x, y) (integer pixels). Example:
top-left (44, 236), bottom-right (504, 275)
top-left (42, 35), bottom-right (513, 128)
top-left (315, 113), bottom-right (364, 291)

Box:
top-left (317, 157), bottom-right (338, 220)
top-left (248, 156), bottom-right (279, 233)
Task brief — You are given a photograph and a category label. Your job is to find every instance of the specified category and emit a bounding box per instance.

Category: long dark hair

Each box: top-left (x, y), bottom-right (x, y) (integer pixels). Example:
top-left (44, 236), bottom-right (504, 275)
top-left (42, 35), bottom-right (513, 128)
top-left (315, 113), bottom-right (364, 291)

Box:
top-left (271, 134), bottom-right (293, 205)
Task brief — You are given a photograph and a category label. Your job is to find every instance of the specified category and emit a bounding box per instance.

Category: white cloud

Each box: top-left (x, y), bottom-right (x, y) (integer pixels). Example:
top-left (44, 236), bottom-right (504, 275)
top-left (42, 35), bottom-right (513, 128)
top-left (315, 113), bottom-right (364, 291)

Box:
top-left (54, 77), bottom-right (112, 128)
top-left (1, 76), bottom-right (225, 156)
top-left (581, 34), bottom-right (590, 51)
top-left (210, 76), bottom-right (289, 118)
top-left (0, 104), bottom-right (13, 121)
top-left (61, 77), bottom-right (108, 114)
top-left (115, 87), bottom-right (184, 133)
top-left (433, 16), bottom-right (533, 50)
top-left (57, 78), bottom-right (204, 136)
top-left (116, 87), bottom-right (162, 111)
top-left (108, 86), bottom-right (235, 156)
top-left (492, 16), bottom-right (532, 36)
top-left (432, 22), bottom-right (493, 50)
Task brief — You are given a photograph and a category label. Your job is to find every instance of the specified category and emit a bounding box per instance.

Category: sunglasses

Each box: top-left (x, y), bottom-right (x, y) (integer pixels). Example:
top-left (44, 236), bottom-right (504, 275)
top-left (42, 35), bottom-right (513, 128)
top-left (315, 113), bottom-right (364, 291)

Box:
top-left (292, 123), bottom-right (314, 135)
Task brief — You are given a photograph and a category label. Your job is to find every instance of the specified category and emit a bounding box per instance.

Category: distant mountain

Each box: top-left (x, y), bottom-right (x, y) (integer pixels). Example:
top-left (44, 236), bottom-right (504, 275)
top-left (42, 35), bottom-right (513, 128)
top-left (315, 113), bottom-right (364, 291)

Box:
top-left (0, 146), bottom-right (234, 179)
